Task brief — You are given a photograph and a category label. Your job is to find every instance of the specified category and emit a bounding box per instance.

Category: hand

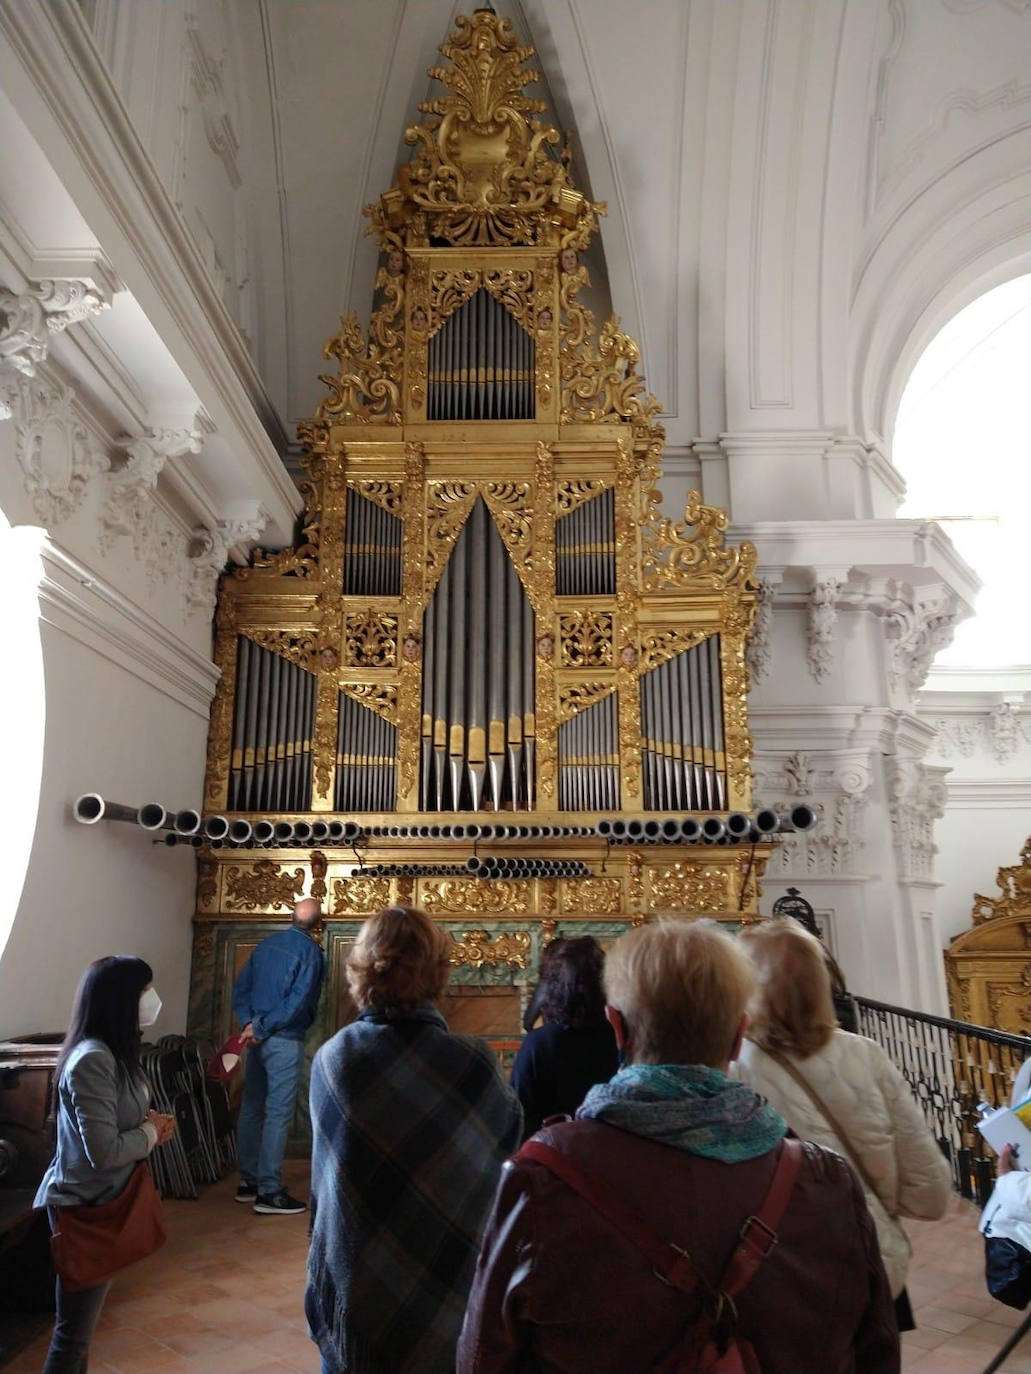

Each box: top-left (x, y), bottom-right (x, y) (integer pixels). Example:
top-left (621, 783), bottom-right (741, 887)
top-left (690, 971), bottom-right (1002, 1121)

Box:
top-left (240, 1023), bottom-right (258, 1046)
top-left (1000, 1143), bottom-right (1019, 1174)
top-left (147, 1110), bottom-right (176, 1146)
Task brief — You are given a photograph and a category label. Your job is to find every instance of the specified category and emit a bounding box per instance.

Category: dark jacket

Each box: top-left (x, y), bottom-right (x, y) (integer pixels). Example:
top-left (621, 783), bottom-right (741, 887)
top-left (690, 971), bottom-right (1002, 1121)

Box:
top-left (510, 1021), bottom-right (619, 1140)
top-left (457, 1118), bottom-right (899, 1374)
top-left (232, 925), bottom-right (324, 1042)
top-left (307, 1006), bottom-right (522, 1374)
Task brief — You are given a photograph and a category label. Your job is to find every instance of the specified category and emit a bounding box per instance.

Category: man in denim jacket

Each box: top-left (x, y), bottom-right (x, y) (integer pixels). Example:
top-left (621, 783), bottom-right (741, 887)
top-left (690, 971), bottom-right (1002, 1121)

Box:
top-left (233, 898), bottom-right (325, 1214)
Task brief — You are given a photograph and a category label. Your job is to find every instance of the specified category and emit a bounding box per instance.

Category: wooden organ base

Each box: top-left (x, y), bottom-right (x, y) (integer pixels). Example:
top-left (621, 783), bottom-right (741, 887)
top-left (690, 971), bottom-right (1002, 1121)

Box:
top-left (186, 835), bottom-right (769, 1147)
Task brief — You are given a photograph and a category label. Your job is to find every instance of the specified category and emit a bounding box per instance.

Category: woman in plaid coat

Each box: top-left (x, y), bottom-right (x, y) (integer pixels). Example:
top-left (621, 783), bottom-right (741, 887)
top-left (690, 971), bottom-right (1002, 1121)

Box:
top-left (306, 905), bottom-right (522, 1374)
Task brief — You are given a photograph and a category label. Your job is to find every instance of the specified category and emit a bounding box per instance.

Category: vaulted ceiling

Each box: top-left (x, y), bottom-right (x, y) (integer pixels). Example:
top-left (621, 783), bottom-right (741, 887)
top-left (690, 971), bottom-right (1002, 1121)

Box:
top-left (7, 0), bottom-right (1031, 466)
top-left (226, 0), bottom-right (1031, 453)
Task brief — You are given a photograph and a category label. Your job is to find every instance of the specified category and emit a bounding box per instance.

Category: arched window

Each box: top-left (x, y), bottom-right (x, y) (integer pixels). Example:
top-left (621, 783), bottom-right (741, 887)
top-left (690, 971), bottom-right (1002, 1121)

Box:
top-left (0, 518), bottom-right (46, 965)
top-left (893, 274), bottom-right (1031, 666)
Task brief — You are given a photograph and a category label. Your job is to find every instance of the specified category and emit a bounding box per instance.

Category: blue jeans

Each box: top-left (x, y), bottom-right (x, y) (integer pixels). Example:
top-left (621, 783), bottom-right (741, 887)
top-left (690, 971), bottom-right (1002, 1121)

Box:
top-left (236, 1034), bottom-right (304, 1197)
top-left (42, 1270), bottom-right (110, 1373)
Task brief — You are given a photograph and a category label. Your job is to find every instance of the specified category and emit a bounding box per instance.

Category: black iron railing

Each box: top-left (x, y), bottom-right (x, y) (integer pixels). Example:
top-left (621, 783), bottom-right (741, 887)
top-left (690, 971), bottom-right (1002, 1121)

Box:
top-left (855, 996), bottom-right (1031, 1207)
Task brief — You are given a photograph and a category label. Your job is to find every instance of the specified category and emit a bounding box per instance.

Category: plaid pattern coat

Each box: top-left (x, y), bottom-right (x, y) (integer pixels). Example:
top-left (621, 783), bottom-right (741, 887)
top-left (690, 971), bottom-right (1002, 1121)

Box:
top-left (306, 1005), bottom-right (522, 1374)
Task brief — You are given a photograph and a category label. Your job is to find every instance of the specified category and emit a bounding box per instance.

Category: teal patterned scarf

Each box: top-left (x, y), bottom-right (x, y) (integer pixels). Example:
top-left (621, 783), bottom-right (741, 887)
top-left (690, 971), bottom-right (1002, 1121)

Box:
top-left (577, 1063), bottom-right (785, 1164)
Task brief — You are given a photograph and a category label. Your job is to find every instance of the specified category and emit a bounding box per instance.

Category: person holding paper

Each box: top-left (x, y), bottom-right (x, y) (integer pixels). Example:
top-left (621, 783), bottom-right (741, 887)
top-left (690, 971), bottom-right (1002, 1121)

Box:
top-left (733, 918), bottom-right (952, 1333)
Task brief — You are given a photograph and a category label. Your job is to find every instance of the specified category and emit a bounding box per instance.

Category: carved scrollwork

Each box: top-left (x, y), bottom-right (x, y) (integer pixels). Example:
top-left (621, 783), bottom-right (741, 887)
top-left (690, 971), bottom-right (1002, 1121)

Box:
top-left (648, 864), bottom-right (729, 914)
top-left (367, 11), bottom-right (595, 249)
top-left (559, 610), bottom-right (613, 668)
top-left (557, 680), bottom-right (617, 724)
top-left (224, 861), bottom-right (306, 913)
top-left (315, 245), bottom-right (405, 424)
top-left (561, 314), bottom-right (657, 426)
top-left (429, 270), bottom-right (481, 330)
top-left (241, 628), bottom-right (319, 670)
top-left (313, 674), bottom-right (339, 805)
top-left (345, 611), bottom-right (398, 668)
top-left (421, 879), bottom-right (533, 914)
top-left (532, 442), bottom-right (557, 800)
top-left (340, 682), bottom-right (399, 724)
top-left (641, 491), bottom-right (757, 594)
top-left (639, 628), bottom-right (710, 673)
top-left (972, 838), bottom-right (1031, 925)
top-left (196, 861), bottom-right (218, 910)
top-left (350, 480), bottom-right (402, 514)
top-left (567, 878), bottom-right (623, 916)
top-left (309, 850), bottom-right (328, 906)
top-left (484, 482), bottom-right (533, 598)
top-left (332, 876), bottom-right (393, 915)
top-left (425, 482), bottom-right (478, 595)
top-left (483, 270), bottom-right (535, 329)
top-left (449, 929), bottom-right (531, 969)
top-left (556, 480), bottom-right (609, 515)
top-left (720, 603), bottom-right (755, 808)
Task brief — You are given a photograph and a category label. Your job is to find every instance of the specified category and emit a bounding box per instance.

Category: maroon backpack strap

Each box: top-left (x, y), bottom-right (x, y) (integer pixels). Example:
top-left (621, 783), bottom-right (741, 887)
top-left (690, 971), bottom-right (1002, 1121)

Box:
top-left (720, 1138), bottom-right (803, 1298)
top-left (518, 1136), bottom-right (803, 1304)
top-left (518, 1139), bottom-right (704, 1296)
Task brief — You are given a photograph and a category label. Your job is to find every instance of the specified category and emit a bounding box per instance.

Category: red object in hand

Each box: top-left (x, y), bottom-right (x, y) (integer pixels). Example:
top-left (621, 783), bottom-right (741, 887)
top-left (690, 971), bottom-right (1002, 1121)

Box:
top-left (206, 1034), bottom-right (248, 1083)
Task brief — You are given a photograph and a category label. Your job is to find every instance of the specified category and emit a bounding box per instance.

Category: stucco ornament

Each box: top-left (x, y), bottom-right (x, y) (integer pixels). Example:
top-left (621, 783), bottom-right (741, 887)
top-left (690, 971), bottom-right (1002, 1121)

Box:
top-left (806, 577), bottom-right (842, 683)
top-left (746, 576), bottom-right (776, 684)
top-left (101, 427), bottom-right (202, 555)
top-left (8, 376), bottom-right (107, 526)
top-left (0, 282), bottom-right (109, 418)
top-left (881, 582), bottom-right (960, 697)
top-left (187, 511), bottom-right (267, 613)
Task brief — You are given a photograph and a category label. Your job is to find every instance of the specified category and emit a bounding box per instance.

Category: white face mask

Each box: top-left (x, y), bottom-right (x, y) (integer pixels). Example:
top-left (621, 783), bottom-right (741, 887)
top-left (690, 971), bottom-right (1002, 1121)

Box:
top-left (139, 987), bottom-right (162, 1029)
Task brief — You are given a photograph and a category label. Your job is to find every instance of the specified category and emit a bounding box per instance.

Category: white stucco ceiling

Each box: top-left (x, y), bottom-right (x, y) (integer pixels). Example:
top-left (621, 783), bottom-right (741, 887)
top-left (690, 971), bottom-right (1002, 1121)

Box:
top-left (221, 0), bottom-right (1031, 451)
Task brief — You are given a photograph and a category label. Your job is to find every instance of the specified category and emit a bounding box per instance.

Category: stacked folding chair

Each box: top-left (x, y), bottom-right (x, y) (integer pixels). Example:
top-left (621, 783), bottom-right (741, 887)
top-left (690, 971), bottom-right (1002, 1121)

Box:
top-left (140, 1042), bottom-right (199, 1200)
top-left (138, 1036), bottom-right (237, 1198)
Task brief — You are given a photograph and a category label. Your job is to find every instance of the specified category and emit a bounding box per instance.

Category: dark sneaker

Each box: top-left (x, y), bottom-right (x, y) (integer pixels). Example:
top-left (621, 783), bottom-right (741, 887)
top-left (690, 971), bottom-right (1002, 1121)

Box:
top-left (234, 1182), bottom-right (258, 1204)
top-left (253, 1191), bottom-right (306, 1215)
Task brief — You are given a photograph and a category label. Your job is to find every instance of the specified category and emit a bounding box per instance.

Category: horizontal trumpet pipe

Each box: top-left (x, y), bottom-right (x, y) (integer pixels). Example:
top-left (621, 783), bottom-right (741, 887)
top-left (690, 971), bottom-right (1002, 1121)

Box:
top-left (73, 794), bottom-right (138, 826)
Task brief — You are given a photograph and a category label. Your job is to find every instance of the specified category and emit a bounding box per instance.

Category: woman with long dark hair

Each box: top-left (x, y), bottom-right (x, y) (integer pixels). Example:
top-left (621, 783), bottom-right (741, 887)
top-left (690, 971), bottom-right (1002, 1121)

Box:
top-left (35, 955), bottom-right (174, 1372)
top-left (511, 935), bottom-right (619, 1140)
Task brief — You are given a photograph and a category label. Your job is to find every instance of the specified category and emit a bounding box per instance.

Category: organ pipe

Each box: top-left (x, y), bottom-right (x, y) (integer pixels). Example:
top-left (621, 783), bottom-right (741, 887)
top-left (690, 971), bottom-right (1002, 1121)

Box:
top-left (559, 692), bottom-right (618, 812)
top-left (640, 635), bottom-right (728, 814)
top-left (336, 692), bottom-right (398, 812)
top-left (343, 488), bottom-right (402, 596)
top-left (427, 290), bottom-right (534, 421)
top-left (419, 497), bottom-right (534, 810)
top-left (228, 637), bottom-right (316, 812)
top-left (556, 487), bottom-right (616, 597)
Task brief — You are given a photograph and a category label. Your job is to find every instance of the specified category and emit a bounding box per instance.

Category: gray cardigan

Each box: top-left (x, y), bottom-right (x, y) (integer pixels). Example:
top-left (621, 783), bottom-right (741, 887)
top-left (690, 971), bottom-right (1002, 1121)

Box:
top-left (34, 1038), bottom-right (155, 1208)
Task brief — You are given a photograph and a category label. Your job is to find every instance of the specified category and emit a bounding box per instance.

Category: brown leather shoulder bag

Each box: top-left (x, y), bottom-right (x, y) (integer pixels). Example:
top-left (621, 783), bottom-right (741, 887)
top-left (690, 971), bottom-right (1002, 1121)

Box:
top-left (50, 1161), bottom-right (166, 1292)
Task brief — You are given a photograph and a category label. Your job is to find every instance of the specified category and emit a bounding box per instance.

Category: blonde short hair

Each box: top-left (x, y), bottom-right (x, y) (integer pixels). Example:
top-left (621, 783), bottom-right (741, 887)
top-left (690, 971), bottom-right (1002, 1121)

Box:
top-left (739, 918), bottom-right (836, 1058)
top-left (346, 905), bottom-right (452, 1013)
top-left (604, 920), bottom-right (754, 1067)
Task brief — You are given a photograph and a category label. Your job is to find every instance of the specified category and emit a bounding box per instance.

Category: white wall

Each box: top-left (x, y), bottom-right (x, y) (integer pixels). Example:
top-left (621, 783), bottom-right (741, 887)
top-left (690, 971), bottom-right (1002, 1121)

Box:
top-left (0, 563), bottom-right (213, 1037)
top-left (918, 682), bottom-right (1031, 947)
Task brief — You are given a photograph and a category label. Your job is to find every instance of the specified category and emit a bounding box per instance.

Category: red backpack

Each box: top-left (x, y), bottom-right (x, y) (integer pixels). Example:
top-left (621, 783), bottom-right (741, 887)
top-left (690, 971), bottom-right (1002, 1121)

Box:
top-left (517, 1136), bottom-right (803, 1373)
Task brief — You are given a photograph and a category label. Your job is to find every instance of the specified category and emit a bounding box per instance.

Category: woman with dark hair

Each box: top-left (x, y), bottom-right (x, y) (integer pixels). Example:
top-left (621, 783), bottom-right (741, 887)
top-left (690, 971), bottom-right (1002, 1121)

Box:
top-left (35, 955), bottom-right (175, 1373)
top-left (511, 935), bottom-right (619, 1139)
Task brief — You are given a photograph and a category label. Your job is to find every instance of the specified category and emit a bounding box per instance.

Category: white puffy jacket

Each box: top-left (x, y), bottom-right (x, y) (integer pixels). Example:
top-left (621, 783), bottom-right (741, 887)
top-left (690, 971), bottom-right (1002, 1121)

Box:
top-left (732, 1031), bottom-right (952, 1296)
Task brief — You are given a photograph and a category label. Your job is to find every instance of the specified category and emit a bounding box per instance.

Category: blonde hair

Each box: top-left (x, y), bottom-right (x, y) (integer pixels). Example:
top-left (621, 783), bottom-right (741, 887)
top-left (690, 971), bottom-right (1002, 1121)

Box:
top-left (739, 918), bottom-right (837, 1058)
top-left (604, 920), bottom-right (754, 1067)
top-left (346, 905), bottom-right (451, 1013)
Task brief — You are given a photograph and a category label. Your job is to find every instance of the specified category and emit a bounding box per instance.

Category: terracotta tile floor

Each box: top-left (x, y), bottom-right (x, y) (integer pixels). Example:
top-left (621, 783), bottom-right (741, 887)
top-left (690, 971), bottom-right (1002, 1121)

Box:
top-left (3, 1163), bottom-right (316, 1374)
top-left (4, 1175), bottom-right (1031, 1372)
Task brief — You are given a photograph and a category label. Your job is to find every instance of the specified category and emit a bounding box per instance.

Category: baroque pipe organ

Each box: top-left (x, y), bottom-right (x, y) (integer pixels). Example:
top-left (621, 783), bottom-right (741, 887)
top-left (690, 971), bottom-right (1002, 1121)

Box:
top-left (187, 9), bottom-right (765, 1071)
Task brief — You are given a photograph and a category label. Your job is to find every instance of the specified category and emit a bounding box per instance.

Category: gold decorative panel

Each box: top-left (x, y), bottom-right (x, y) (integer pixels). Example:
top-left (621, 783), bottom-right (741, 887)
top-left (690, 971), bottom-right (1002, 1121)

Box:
top-left (946, 838), bottom-right (1031, 1034)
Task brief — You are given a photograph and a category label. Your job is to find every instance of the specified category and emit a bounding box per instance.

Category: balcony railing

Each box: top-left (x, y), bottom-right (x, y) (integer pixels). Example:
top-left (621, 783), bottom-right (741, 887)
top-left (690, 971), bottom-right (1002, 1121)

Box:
top-left (855, 996), bottom-right (1031, 1207)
